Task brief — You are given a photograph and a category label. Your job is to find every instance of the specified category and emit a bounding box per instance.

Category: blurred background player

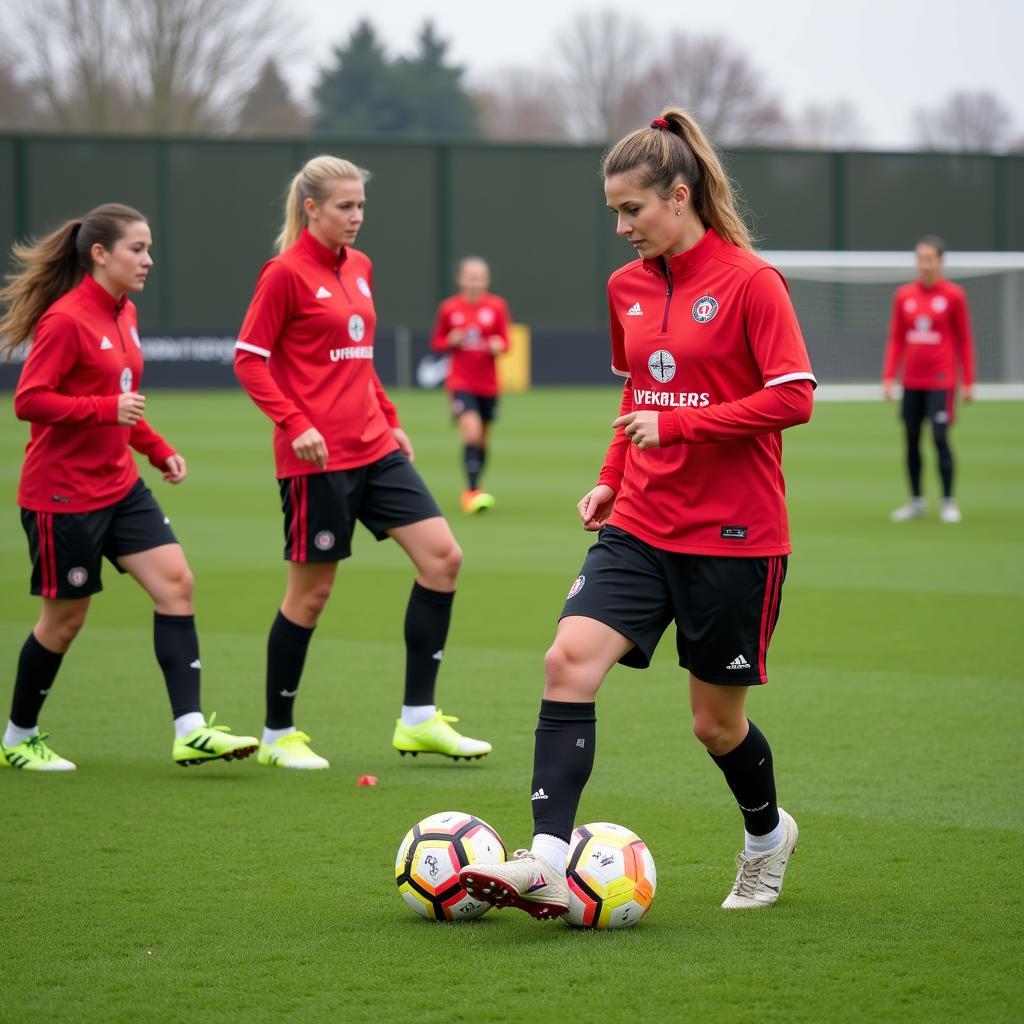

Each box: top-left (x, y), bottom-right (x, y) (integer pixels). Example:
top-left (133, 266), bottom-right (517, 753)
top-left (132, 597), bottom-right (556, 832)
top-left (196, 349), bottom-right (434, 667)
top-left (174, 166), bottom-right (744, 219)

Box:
top-left (430, 257), bottom-right (510, 514)
top-left (460, 109), bottom-right (814, 918)
top-left (0, 203), bottom-right (258, 771)
top-left (883, 235), bottom-right (976, 523)
top-left (234, 155), bottom-right (491, 770)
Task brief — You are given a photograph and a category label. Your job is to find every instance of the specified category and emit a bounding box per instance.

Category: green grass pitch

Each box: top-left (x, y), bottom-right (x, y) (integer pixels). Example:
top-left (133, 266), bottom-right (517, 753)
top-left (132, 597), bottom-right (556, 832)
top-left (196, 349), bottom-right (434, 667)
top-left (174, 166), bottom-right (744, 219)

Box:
top-left (1, 389), bottom-right (1022, 1024)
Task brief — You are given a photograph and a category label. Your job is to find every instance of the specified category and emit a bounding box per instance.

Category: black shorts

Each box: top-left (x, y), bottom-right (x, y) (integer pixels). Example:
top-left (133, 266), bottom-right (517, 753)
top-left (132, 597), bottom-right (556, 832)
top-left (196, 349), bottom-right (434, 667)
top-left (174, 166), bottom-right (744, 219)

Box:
top-left (279, 450), bottom-right (443, 563)
top-left (451, 391), bottom-right (499, 424)
top-left (21, 479), bottom-right (178, 599)
top-left (560, 526), bottom-right (787, 685)
top-left (901, 388), bottom-right (955, 427)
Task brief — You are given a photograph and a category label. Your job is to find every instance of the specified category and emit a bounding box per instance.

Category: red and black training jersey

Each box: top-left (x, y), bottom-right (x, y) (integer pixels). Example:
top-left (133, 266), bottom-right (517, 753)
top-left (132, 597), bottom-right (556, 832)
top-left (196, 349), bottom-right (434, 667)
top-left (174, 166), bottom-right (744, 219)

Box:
top-left (598, 228), bottom-right (816, 557)
top-left (882, 278), bottom-right (976, 390)
top-left (430, 292), bottom-right (510, 396)
top-left (235, 228), bottom-right (401, 478)
top-left (15, 274), bottom-right (175, 513)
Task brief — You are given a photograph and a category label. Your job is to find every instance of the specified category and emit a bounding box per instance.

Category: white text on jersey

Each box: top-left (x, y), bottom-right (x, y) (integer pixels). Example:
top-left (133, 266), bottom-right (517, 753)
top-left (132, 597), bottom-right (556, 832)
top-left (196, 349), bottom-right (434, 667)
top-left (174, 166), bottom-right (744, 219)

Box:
top-left (633, 388), bottom-right (710, 407)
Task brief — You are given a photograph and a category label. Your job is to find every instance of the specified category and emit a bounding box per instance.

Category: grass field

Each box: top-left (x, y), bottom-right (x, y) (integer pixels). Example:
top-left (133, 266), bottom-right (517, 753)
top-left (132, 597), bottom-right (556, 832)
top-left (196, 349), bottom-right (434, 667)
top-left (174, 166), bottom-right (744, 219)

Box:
top-left (2, 389), bottom-right (1022, 1024)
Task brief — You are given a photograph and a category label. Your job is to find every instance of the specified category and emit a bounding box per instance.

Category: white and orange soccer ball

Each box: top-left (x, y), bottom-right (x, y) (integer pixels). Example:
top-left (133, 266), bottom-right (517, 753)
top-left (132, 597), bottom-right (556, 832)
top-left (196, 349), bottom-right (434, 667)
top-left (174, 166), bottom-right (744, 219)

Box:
top-left (566, 821), bottom-right (657, 929)
top-left (395, 811), bottom-right (506, 921)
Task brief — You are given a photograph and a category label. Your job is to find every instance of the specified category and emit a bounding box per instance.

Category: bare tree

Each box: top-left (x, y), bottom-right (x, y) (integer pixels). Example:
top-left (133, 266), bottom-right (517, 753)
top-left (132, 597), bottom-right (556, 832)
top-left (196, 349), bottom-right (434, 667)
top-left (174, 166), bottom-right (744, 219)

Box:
top-left (237, 59), bottom-right (308, 136)
top-left (554, 10), bottom-right (654, 141)
top-left (913, 91), bottom-right (1014, 152)
top-left (639, 32), bottom-right (789, 145)
top-left (794, 100), bottom-right (864, 149)
top-left (0, 51), bottom-right (49, 129)
top-left (5, 0), bottom-right (296, 133)
top-left (472, 69), bottom-right (567, 142)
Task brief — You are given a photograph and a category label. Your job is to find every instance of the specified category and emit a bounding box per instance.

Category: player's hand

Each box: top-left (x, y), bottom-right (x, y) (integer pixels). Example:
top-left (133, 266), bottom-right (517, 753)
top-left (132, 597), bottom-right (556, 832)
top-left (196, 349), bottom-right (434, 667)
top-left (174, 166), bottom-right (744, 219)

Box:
top-left (117, 391), bottom-right (146, 425)
top-left (487, 337), bottom-right (505, 355)
top-left (613, 410), bottom-right (661, 449)
top-left (578, 484), bottom-right (616, 531)
top-left (393, 427), bottom-right (415, 461)
top-left (447, 329), bottom-right (466, 348)
top-left (961, 384), bottom-right (974, 404)
top-left (162, 454), bottom-right (187, 484)
top-left (292, 427), bottom-right (328, 469)
top-left (882, 380), bottom-right (896, 401)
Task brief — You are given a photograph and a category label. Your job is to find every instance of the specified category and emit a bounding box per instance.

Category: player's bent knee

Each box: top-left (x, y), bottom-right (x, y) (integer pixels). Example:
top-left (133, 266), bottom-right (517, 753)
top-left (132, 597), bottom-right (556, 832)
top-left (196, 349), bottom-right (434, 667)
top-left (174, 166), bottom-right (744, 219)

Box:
top-left (692, 714), bottom-right (736, 753)
top-left (543, 641), bottom-right (598, 699)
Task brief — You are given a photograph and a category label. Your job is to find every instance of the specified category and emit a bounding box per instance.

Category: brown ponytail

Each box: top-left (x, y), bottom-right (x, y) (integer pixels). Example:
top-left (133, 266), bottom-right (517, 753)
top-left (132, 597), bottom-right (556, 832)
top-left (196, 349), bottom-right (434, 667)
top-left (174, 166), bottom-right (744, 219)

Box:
top-left (0, 203), bottom-right (147, 358)
top-left (603, 107), bottom-right (754, 251)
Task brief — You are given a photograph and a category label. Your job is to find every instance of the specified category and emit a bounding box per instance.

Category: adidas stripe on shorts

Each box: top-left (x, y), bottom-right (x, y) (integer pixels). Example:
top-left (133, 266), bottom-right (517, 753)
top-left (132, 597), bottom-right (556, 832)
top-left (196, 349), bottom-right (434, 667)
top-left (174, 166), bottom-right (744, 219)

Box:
top-left (559, 525), bottom-right (787, 685)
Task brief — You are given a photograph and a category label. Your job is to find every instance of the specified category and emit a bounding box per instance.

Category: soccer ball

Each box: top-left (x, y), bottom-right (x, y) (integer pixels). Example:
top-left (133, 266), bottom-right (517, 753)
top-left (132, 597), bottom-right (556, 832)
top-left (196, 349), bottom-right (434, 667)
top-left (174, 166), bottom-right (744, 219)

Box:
top-left (566, 821), bottom-right (656, 929)
top-left (395, 811), bottom-right (506, 921)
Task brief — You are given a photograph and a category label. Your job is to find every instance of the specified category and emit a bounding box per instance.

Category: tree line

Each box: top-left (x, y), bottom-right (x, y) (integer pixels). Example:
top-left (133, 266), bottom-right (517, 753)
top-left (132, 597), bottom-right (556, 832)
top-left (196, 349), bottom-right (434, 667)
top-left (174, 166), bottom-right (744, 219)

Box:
top-left (0, 2), bottom-right (1019, 151)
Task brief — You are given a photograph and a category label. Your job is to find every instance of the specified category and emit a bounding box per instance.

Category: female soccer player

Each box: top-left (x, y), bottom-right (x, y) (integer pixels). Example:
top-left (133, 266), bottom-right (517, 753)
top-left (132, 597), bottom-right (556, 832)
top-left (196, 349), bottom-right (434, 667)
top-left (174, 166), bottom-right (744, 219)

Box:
top-left (0, 203), bottom-right (258, 771)
top-left (430, 257), bottom-right (510, 513)
top-left (460, 109), bottom-right (815, 915)
top-left (234, 155), bottom-right (491, 770)
top-left (883, 235), bottom-right (976, 524)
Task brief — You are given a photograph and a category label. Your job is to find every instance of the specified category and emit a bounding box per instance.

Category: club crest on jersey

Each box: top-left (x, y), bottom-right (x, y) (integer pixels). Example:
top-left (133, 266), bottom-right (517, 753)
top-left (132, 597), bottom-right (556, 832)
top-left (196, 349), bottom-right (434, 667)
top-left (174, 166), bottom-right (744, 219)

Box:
top-left (67, 566), bottom-right (88, 588)
top-left (567, 575), bottom-right (586, 599)
top-left (356, 276), bottom-right (372, 298)
top-left (130, 325), bottom-right (142, 348)
top-left (348, 315), bottom-right (365, 342)
top-left (478, 307), bottom-right (494, 326)
top-left (692, 295), bottom-right (719, 323)
top-left (314, 530), bottom-right (336, 551)
top-left (931, 295), bottom-right (948, 313)
top-left (648, 349), bottom-right (676, 383)
top-left (120, 368), bottom-right (133, 392)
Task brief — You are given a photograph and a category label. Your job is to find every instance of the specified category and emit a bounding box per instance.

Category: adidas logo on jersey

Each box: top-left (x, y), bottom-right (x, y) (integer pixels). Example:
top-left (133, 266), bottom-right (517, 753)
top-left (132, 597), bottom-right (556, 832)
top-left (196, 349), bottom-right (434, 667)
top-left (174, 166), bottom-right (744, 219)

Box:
top-left (100, 337), bottom-right (113, 349)
top-left (315, 286), bottom-right (332, 299)
top-left (626, 302), bottom-right (644, 316)
top-left (727, 654), bottom-right (751, 670)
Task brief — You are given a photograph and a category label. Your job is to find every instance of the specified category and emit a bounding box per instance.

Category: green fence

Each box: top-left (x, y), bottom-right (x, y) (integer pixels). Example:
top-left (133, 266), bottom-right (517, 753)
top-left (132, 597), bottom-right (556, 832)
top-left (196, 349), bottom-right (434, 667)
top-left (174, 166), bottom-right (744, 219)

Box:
top-left (2, 134), bottom-right (1022, 333)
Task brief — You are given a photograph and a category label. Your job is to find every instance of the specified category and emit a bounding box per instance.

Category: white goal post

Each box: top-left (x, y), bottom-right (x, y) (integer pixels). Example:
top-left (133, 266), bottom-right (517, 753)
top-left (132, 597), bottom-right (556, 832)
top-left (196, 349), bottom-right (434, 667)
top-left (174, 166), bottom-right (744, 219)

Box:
top-left (759, 251), bottom-right (1024, 388)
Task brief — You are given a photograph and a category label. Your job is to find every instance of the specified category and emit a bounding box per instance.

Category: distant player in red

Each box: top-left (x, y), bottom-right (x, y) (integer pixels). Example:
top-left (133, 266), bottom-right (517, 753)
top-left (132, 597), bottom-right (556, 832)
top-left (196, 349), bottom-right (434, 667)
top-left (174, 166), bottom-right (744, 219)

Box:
top-left (460, 109), bottom-right (814, 919)
top-left (430, 257), bottom-right (510, 514)
top-left (234, 155), bottom-right (491, 770)
top-left (882, 235), bottom-right (976, 524)
top-left (0, 203), bottom-right (258, 771)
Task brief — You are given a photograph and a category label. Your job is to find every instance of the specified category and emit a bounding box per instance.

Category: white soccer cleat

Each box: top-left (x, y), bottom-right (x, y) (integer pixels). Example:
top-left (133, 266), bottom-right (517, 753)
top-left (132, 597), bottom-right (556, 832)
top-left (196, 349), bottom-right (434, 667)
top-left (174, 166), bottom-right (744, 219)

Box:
top-left (890, 498), bottom-right (927, 522)
top-left (257, 731), bottom-right (329, 770)
top-left (940, 499), bottom-right (962, 524)
top-left (459, 848), bottom-right (570, 920)
top-left (721, 808), bottom-right (798, 909)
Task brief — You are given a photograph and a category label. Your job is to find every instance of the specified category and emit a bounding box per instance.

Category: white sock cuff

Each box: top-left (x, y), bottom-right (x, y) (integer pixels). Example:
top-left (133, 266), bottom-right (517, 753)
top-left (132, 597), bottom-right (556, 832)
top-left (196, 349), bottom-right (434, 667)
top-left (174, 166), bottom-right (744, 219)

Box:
top-left (173, 712), bottom-right (206, 739)
top-left (262, 726), bottom-right (297, 746)
top-left (400, 704), bottom-right (437, 727)
top-left (4, 721), bottom-right (40, 747)
top-left (531, 833), bottom-right (570, 873)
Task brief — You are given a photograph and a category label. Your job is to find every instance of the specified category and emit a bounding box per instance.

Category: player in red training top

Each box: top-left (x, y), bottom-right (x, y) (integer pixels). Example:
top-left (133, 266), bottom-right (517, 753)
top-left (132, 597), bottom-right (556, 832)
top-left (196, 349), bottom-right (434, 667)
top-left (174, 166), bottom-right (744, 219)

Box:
top-left (234, 155), bottom-right (491, 771)
top-left (0, 203), bottom-right (258, 771)
top-left (460, 109), bottom-right (815, 919)
top-left (882, 235), bottom-right (976, 524)
top-left (430, 257), bottom-right (510, 514)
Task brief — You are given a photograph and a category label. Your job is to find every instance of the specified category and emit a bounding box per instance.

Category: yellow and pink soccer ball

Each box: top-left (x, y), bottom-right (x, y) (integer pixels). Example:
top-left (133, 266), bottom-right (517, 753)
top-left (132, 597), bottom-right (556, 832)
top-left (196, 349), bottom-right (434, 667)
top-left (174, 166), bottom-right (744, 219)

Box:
top-left (566, 821), bottom-right (657, 929)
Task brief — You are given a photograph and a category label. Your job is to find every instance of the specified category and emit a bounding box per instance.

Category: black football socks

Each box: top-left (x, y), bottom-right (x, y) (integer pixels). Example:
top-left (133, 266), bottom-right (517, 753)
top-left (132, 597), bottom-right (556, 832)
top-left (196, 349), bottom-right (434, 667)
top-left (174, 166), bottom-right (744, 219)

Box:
top-left (153, 612), bottom-right (202, 719)
top-left (709, 718), bottom-right (780, 837)
top-left (530, 699), bottom-right (597, 842)
top-left (265, 610), bottom-right (315, 729)
top-left (8, 632), bottom-right (64, 730)
top-left (403, 583), bottom-right (454, 707)
top-left (463, 444), bottom-right (484, 490)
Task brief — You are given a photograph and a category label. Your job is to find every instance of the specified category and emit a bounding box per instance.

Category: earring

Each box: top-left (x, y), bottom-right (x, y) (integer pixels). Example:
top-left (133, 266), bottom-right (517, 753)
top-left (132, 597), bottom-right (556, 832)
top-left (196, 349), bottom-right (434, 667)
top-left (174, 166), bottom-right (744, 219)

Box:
top-left (675, 207), bottom-right (683, 216)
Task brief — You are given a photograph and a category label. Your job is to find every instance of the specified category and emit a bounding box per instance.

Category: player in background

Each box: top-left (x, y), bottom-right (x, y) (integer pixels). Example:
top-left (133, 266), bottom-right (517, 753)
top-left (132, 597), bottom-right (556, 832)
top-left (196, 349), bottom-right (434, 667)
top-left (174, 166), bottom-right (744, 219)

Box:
top-left (234, 155), bottom-right (491, 770)
top-left (883, 235), bottom-right (976, 524)
top-left (460, 109), bottom-right (814, 917)
top-left (0, 203), bottom-right (258, 771)
top-left (430, 257), bottom-right (510, 514)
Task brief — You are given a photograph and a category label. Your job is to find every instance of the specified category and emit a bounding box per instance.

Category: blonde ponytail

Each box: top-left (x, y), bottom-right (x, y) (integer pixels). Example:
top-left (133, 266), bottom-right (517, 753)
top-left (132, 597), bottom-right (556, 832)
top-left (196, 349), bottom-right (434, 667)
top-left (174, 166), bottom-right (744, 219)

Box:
top-left (276, 155), bottom-right (371, 253)
top-left (603, 107), bottom-right (754, 251)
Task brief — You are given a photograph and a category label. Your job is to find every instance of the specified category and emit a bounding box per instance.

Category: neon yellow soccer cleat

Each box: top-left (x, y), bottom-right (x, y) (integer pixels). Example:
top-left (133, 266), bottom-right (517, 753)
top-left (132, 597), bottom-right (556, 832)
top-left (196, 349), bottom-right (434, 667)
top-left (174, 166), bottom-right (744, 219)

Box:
top-left (173, 714), bottom-right (259, 767)
top-left (392, 710), bottom-right (492, 761)
top-left (257, 730), bottom-right (329, 770)
top-left (2, 732), bottom-right (77, 771)
top-left (460, 489), bottom-right (496, 515)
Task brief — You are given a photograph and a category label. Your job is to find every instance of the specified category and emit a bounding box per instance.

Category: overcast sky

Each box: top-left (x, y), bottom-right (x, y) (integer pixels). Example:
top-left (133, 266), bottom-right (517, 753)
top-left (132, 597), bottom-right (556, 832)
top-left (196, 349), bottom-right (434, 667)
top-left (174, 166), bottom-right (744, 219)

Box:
top-left (284, 0), bottom-right (1023, 147)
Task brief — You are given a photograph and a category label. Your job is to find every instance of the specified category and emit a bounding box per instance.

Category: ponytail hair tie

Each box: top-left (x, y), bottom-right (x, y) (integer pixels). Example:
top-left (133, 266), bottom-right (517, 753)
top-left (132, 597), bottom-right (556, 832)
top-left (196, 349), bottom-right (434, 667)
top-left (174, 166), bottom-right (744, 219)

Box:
top-left (650, 118), bottom-right (670, 130)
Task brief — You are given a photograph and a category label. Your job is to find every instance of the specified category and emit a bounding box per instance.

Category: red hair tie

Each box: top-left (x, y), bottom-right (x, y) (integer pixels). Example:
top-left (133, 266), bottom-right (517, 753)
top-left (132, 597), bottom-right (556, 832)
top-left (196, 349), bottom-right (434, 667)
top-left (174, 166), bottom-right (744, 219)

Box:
top-left (650, 118), bottom-right (670, 129)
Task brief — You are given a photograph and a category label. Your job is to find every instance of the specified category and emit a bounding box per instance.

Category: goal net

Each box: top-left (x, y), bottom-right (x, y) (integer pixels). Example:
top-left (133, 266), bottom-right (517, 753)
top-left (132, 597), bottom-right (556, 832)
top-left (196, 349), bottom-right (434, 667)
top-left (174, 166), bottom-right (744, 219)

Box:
top-left (761, 252), bottom-right (1024, 384)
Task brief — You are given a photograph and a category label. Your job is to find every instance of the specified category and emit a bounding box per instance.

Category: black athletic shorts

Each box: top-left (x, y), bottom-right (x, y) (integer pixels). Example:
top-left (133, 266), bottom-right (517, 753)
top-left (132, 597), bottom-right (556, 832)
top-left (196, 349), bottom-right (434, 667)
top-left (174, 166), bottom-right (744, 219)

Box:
top-left (560, 525), bottom-right (787, 685)
top-left (451, 391), bottom-right (499, 424)
top-left (901, 387), bottom-right (955, 427)
top-left (21, 479), bottom-right (178, 599)
top-left (279, 450), bottom-right (443, 563)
